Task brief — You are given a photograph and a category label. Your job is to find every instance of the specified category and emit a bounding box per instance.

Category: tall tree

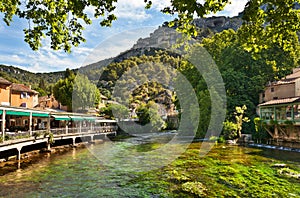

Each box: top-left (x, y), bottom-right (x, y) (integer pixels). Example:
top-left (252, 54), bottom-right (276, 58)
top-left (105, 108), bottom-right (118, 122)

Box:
top-left (53, 72), bottom-right (75, 111)
top-left (72, 74), bottom-right (100, 110)
top-left (53, 69), bottom-right (100, 111)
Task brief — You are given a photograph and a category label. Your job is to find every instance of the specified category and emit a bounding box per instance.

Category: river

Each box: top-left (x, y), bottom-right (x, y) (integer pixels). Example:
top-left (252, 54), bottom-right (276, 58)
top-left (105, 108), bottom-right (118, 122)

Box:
top-left (0, 133), bottom-right (299, 197)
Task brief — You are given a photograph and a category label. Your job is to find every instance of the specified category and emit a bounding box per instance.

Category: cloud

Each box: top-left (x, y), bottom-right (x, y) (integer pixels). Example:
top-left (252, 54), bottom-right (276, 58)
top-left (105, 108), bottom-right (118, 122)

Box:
top-left (150, 0), bottom-right (171, 11)
top-left (207, 0), bottom-right (248, 17)
top-left (113, 0), bottom-right (151, 21)
top-left (0, 44), bottom-right (90, 73)
top-left (83, 27), bottom-right (156, 65)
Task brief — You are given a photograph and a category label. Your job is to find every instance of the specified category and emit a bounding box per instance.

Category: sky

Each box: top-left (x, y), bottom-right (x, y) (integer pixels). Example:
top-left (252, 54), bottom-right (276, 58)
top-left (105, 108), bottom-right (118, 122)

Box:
top-left (0, 0), bottom-right (248, 73)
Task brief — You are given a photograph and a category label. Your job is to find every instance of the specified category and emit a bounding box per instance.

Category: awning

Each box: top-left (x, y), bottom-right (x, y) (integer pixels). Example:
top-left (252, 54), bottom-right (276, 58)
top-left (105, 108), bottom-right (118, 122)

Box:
top-left (70, 116), bottom-right (85, 121)
top-left (84, 117), bottom-right (96, 121)
top-left (51, 115), bottom-right (71, 121)
top-left (95, 119), bottom-right (117, 123)
top-left (6, 110), bottom-right (30, 116)
top-left (0, 110), bottom-right (2, 115)
top-left (32, 112), bottom-right (49, 117)
top-left (69, 116), bottom-right (96, 121)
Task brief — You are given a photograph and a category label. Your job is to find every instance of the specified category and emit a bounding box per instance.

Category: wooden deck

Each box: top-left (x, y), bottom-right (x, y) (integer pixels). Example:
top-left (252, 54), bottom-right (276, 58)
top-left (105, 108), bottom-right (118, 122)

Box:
top-left (0, 127), bottom-right (117, 160)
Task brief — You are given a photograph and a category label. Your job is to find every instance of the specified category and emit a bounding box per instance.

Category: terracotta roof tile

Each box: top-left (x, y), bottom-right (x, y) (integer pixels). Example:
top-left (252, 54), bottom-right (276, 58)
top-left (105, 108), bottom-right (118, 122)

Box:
top-left (284, 70), bottom-right (300, 80)
top-left (0, 77), bottom-right (12, 85)
top-left (11, 83), bottom-right (38, 94)
top-left (259, 97), bottom-right (300, 106)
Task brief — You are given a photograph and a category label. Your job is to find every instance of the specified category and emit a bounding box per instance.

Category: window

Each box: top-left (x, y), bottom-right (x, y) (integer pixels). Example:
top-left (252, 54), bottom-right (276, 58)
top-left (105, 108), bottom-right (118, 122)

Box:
top-left (273, 97), bottom-right (278, 99)
top-left (271, 87), bottom-right (274, 92)
top-left (20, 92), bottom-right (27, 99)
top-left (16, 119), bottom-right (22, 126)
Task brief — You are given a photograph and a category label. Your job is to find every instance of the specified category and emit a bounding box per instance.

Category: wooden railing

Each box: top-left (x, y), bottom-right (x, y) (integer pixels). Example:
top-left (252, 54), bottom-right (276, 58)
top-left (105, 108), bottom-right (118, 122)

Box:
top-left (5, 131), bottom-right (31, 140)
top-left (2, 125), bottom-right (118, 142)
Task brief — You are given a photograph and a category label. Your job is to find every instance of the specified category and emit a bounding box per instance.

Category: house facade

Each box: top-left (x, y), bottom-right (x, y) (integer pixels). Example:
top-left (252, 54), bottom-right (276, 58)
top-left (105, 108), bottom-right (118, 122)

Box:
top-left (258, 68), bottom-right (300, 147)
top-left (10, 84), bottom-right (39, 108)
top-left (0, 77), bottom-right (12, 106)
top-left (0, 77), bottom-right (39, 108)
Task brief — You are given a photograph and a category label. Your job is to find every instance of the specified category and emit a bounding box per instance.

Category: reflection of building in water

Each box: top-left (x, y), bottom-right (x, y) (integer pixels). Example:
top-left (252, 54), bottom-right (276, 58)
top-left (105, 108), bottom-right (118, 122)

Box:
top-left (258, 68), bottom-right (300, 147)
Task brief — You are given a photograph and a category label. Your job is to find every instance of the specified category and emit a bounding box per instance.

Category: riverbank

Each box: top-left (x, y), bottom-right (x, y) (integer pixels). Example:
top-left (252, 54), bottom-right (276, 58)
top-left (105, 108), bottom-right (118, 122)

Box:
top-left (249, 143), bottom-right (300, 153)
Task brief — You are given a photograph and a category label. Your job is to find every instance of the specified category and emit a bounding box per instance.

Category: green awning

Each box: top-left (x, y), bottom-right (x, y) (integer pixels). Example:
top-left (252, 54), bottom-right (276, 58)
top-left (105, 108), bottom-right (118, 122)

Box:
top-left (52, 115), bottom-right (71, 121)
top-left (6, 110), bottom-right (30, 116)
top-left (32, 112), bottom-right (49, 117)
top-left (0, 110), bottom-right (3, 115)
top-left (70, 116), bottom-right (85, 121)
top-left (84, 117), bottom-right (96, 121)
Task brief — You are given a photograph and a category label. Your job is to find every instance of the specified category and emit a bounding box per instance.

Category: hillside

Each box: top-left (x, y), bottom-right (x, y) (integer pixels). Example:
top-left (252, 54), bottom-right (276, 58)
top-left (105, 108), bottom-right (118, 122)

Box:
top-left (0, 15), bottom-right (244, 88)
top-left (0, 64), bottom-right (65, 85)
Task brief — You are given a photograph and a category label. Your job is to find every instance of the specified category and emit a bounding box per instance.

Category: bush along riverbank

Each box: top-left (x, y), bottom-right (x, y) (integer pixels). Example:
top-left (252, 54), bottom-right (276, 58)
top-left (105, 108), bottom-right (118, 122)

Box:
top-left (126, 143), bottom-right (300, 197)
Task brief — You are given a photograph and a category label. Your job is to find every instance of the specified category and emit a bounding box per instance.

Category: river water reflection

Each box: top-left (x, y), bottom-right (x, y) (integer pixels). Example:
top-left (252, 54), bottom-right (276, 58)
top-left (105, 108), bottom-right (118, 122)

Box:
top-left (0, 133), bottom-right (299, 197)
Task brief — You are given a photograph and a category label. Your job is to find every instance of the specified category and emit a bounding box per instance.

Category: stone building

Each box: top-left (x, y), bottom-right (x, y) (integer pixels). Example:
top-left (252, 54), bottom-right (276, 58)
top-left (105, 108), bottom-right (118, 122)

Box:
top-left (258, 68), bottom-right (300, 147)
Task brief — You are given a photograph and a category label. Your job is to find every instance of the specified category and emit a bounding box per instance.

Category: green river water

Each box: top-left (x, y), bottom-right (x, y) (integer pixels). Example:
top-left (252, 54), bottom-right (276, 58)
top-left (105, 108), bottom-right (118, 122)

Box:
top-left (0, 134), bottom-right (299, 197)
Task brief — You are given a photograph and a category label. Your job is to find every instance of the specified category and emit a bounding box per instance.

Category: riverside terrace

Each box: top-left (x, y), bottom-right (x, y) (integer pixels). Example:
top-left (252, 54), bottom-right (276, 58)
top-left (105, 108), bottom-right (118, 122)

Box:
top-left (0, 106), bottom-right (118, 160)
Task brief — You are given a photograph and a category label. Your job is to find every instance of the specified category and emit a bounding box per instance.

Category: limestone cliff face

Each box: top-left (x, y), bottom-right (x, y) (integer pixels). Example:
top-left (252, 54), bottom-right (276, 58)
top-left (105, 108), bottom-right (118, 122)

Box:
top-left (132, 16), bottom-right (243, 50)
top-left (193, 16), bottom-right (243, 32)
top-left (132, 27), bottom-right (181, 50)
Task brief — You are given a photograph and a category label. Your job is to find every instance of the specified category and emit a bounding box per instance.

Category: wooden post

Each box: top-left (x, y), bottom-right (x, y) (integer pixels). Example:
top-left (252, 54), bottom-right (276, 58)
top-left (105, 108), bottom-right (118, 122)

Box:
top-left (47, 115), bottom-right (51, 133)
top-left (259, 107), bottom-right (262, 119)
top-left (29, 112), bottom-right (32, 136)
top-left (79, 121), bottom-right (82, 133)
top-left (292, 105), bottom-right (294, 121)
top-left (66, 122), bottom-right (68, 134)
top-left (2, 109), bottom-right (5, 141)
top-left (47, 142), bottom-right (51, 150)
top-left (16, 147), bottom-right (21, 161)
top-left (274, 125), bottom-right (279, 139)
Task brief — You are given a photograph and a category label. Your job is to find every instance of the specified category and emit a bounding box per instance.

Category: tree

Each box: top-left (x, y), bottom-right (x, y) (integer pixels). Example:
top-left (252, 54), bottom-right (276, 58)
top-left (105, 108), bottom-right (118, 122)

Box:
top-left (240, 0), bottom-right (300, 56)
top-left (72, 74), bottom-right (100, 110)
top-left (53, 72), bottom-right (75, 111)
top-left (223, 105), bottom-right (249, 140)
top-left (2, 1), bottom-right (299, 52)
top-left (36, 78), bottom-right (47, 96)
top-left (53, 71), bottom-right (100, 111)
top-left (136, 102), bottom-right (166, 132)
top-left (100, 103), bottom-right (129, 119)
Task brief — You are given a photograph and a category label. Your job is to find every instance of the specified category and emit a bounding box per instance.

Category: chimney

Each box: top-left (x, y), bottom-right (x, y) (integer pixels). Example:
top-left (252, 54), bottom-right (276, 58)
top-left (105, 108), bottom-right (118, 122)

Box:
top-left (29, 85), bottom-right (31, 89)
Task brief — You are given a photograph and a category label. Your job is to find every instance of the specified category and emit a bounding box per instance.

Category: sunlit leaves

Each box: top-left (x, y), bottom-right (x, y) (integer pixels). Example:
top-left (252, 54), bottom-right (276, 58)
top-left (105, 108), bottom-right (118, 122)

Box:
top-left (0, 0), bottom-right (20, 25)
top-left (240, 0), bottom-right (300, 55)
top-left (1, 0), bottom-right (118, 52)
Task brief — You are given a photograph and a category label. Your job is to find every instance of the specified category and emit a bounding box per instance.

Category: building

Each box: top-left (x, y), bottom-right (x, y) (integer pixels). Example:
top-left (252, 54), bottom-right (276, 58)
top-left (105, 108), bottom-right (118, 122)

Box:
top-left (37, 94), bottom-right (68, 111)
top-left (0, 78), bottom-right (39, 108)
top-left (259, 68), bottom-right (300, 103)
top-left (0, 77), bottom-right (12, 106)
top-left (258, 68), bottom-right (300, 147)
top-left (10, 83), bottom-right (39, 108)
